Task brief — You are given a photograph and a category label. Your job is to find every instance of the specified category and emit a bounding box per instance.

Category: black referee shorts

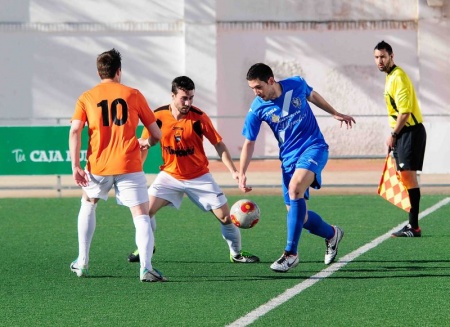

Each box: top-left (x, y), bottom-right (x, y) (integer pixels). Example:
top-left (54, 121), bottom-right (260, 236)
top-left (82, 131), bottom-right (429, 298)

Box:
top-left (393, 123), bottom-right (427, 171)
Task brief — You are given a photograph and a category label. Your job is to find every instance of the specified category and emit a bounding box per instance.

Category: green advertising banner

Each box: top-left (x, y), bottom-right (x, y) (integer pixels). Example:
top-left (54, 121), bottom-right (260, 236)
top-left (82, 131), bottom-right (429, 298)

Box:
top-left (0, 126), bottom-right (162, 175)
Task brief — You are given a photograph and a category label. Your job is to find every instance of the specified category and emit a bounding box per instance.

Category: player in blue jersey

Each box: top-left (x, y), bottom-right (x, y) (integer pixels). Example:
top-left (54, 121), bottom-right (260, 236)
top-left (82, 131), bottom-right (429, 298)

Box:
top-left (238, 63), bottom-right (355, 272)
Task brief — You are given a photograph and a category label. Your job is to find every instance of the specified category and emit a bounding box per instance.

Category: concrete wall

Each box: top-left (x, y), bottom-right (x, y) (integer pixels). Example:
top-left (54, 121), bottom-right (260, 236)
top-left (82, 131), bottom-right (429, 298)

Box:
top-left (1, 0), bottom-right (449, 167)
top-left (0, 0), bottom-right (185, 124)
top-left (216, 21), bottom-right (418, 158)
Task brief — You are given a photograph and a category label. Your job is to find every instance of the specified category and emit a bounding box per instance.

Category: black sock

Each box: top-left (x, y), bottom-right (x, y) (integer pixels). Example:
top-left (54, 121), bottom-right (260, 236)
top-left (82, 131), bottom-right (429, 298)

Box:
top-left (408, 188), bottom-right (421, 229)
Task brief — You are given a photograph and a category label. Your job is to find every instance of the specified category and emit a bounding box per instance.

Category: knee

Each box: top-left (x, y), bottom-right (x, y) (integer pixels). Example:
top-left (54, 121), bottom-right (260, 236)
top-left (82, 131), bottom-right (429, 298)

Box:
top-left (288, 183), bottom-right (307, 199)
top-left (400, 172), bottom-right (418, 189)
top-left (288, 188), bottom-right (301, 199)
top-left (82, 195), bottom-right (98, 205)
top-left (219, 215), bottom-right (232, 225)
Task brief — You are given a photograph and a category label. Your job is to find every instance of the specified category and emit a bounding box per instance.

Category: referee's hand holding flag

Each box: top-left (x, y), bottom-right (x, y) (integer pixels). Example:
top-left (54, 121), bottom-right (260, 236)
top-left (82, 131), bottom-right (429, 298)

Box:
top-left (377, 151), bottom-right (411, 212)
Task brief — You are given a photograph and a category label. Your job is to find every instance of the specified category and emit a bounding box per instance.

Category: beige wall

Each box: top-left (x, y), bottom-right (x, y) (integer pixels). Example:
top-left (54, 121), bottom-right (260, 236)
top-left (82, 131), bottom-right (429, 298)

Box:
top-left (0, 0), bottom-right (449, 170)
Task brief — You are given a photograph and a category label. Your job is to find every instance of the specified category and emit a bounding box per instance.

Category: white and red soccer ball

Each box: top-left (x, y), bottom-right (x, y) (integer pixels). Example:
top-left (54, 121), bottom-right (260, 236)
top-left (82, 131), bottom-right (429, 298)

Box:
top-left (230, 199), bottom-right (260, 229)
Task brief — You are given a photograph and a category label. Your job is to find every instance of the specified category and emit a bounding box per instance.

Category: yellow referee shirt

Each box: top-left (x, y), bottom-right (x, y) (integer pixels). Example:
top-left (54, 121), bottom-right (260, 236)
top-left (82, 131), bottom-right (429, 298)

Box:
top-left (384, 65), bottom-right (423, 129)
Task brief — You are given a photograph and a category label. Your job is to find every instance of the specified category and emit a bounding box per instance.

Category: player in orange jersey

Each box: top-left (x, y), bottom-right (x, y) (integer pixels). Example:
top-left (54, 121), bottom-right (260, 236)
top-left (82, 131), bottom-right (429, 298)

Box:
top-left (127, 76), bottom-right (260, 266)
top-left (68, 48), bottom-right (165, 282)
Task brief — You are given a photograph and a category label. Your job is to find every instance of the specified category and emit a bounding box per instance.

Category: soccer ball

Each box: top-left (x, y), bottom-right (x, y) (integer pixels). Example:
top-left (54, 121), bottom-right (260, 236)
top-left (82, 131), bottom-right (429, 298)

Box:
top-left (230, 199), bottom-right (260, 229)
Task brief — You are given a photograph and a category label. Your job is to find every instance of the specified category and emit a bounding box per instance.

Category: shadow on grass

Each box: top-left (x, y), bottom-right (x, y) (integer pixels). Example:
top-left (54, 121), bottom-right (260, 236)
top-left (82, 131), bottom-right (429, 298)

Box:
top-left (72, 258), bottom-right (450, 282)
top-left (324, 258), bottom-right (450, 278)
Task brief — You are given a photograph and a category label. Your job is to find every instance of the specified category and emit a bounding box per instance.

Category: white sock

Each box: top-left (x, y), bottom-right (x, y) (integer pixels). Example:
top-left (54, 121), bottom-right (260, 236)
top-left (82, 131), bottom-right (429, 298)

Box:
top-left (150, 215), bottom-right (156, 232)
top-left (133, 215), bottom-right (153, 271)
top-left (77, 198), bottom-right (97, 267)
top-left (221, 223), bottom-right (241, 256)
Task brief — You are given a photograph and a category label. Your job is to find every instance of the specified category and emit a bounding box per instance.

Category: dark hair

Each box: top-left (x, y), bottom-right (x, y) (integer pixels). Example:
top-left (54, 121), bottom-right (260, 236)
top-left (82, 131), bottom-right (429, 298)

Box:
top-left (171, 76), bottom-right (195, 94)
top-left (97, 48), bottom-right (122, 79)
top-left (246, 63), bottom-right (274, 82)
top-left (374, 41), bottom-right (393, 55)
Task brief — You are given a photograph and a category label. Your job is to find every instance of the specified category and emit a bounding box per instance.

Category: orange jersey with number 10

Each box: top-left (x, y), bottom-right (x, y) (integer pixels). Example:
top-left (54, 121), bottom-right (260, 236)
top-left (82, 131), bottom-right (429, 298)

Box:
top-left (72, 82), bottom-right (156, 175)
top-left (142, 105), bottom-right (222, 180)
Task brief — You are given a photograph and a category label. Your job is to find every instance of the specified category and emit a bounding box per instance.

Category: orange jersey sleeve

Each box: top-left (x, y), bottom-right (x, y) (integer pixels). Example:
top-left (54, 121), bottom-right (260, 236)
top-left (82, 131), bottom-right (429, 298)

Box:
top-left (142, 105), bottom-right (222, 180)
top-left (72, 82), bottom-right (156, 175)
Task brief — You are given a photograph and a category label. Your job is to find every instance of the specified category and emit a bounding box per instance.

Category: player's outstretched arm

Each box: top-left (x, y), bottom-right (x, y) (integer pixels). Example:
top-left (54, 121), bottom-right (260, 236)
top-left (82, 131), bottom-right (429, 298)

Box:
top-left (307, 90), bottom-right (356, 128)
top-left (69, 120), bottom-right (89, 187)
top-left (146, 121), bottom-right (162, 146)
top-left (214, 141), bottom-right (239, 180)
top-left (238, 139), bottom-right (255, 193)
top-left (137, 138), bottom-right (149, 163)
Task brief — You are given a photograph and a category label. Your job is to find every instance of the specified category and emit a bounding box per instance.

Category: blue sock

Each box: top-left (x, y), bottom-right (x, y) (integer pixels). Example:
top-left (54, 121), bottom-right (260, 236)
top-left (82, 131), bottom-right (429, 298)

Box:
top-left (303, 210), bottom-right (334, 240)
top-left (285, 198), bottom-right (306, 255)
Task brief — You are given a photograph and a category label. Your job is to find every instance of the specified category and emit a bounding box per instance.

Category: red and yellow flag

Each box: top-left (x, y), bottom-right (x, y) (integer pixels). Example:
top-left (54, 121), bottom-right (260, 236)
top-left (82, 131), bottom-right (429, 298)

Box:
top-left (377, 154), bottom-right (411, 212)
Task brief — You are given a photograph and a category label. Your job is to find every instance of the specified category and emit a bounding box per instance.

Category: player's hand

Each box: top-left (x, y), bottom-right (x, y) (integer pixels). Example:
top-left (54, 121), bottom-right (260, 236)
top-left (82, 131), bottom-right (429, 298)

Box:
top-left (138, 137), bottom-right (150, 150)
top-left (334, 113), bottom-right (356, 129)
top-left (386, 134), bottom-right (396, 149)
top-left (238, 174), bottom-right (252, 193)
top-left (72, 167), bottom-right (89, 187)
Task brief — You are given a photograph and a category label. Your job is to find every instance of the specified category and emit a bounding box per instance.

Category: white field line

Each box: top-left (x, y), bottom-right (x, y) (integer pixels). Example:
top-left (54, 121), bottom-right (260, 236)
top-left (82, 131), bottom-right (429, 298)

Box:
top-left (227, 197), bottom-right (450, 327)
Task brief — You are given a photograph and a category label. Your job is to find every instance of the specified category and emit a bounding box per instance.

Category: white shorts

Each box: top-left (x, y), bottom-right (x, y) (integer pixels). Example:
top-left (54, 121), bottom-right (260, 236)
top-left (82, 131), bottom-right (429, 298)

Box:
top-left (82, 171), bottom-right (149, 207)
top-left (148, 171), bottom-right (227, 211)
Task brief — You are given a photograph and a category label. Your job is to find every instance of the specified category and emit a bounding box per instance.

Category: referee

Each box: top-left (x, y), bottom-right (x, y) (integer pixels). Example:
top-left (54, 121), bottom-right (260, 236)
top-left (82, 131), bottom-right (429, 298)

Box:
top-left (374, 40), bottom-right (427, 238)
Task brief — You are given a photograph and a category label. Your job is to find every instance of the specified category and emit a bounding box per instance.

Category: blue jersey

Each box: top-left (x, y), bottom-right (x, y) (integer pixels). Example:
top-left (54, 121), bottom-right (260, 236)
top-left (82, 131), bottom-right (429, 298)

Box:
top-left (242, 76), bottom-right (328, 169)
